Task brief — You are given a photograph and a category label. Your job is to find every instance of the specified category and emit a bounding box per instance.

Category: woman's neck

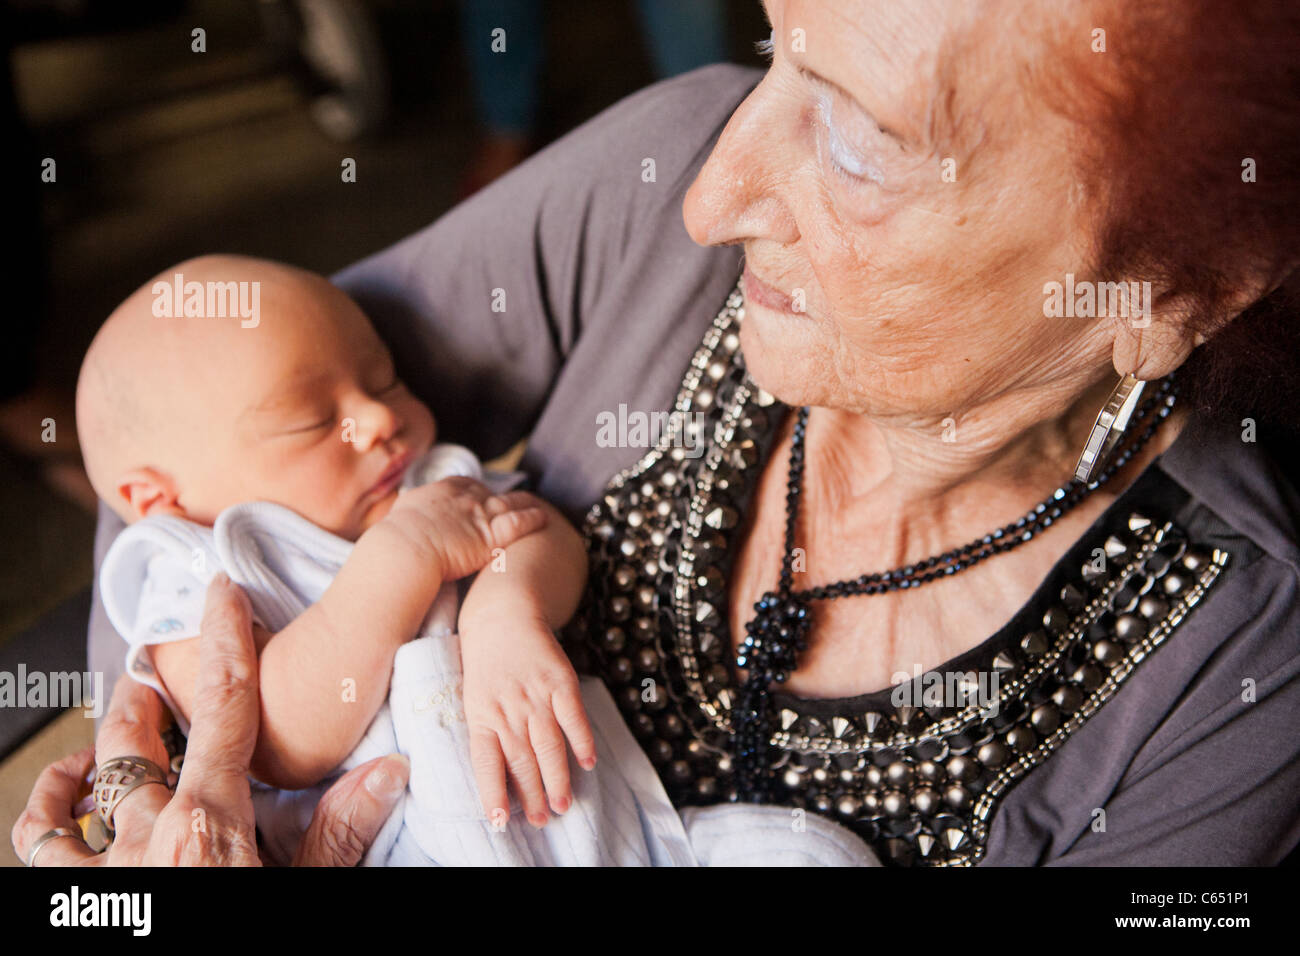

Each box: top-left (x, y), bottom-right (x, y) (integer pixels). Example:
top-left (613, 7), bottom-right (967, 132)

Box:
top-left (801, 374), bottom-right (1189, 561)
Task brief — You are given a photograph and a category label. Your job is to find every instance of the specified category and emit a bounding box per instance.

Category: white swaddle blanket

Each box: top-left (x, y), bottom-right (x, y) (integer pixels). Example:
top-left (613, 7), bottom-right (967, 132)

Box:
top-left (100, 444), bottom-right (880, 866)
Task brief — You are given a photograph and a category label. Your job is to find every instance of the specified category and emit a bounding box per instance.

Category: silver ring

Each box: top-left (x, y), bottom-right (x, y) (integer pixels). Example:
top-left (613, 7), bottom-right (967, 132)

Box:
top-left (26, 827), bottom-right (83, 867)
top-left (93, 756), bottom-right (170, 835)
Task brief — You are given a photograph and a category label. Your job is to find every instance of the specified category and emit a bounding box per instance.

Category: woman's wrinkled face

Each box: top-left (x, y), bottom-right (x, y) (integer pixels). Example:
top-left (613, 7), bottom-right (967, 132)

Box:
top-left (684, 0), bottom-right (1107, 422)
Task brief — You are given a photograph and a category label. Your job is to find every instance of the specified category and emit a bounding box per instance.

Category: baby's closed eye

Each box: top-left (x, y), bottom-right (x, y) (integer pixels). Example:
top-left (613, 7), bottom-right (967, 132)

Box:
top-left (279, 410), bottom-right (337, 436)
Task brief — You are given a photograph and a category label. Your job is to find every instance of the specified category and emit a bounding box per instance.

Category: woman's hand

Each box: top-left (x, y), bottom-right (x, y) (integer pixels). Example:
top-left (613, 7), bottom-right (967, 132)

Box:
top-left (11, 574), bottom-right (410, 867)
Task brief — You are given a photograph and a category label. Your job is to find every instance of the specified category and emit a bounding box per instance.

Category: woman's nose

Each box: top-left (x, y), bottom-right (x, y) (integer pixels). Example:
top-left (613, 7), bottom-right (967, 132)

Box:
top-left (683, 77), bottom-right (800, 248)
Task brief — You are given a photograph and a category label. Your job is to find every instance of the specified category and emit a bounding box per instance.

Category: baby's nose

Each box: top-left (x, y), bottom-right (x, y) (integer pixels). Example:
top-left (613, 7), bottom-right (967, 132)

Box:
top-left (354, 400), bottom-right (399, 449)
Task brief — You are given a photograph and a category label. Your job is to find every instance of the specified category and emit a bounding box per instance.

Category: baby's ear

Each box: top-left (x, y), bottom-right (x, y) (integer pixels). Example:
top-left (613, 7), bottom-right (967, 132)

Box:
top-left (116, 467), bottom-right (186, 521)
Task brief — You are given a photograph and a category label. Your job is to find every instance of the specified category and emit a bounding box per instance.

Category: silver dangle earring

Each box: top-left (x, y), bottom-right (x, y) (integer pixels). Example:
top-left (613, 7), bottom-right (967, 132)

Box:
top-left (1074, 373), bottom-right (1147, 484)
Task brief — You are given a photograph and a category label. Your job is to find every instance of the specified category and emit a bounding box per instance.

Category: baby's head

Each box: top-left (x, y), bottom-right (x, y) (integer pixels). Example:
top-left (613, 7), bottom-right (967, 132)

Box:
top-left (77, 255), bottom-right (436, 540)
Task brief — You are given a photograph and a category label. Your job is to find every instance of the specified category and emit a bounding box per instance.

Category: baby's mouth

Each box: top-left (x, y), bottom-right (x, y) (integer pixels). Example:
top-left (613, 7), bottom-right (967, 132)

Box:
top-left (367, 450), bottom-right (412, 499)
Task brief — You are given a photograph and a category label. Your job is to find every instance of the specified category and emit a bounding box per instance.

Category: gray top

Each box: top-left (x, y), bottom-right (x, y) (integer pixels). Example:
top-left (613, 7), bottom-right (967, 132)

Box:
top-left (89, 64), bottom-right (1300, 865)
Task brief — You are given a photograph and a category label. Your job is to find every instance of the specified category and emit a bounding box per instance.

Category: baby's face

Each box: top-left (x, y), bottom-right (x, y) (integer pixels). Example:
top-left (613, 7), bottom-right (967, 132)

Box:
top-left (82, 259), bottom-right (436, 540)
top-left (204, 291), bottom-right (436, 539)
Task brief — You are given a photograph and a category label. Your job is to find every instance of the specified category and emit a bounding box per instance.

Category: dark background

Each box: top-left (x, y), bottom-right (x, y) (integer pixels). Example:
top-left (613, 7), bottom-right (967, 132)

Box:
top-left (0, 0), bottom-right (768, 759)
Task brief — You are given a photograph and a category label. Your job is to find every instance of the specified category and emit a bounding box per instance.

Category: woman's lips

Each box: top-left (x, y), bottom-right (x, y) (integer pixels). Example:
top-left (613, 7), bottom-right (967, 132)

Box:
top-left (742, 264), bottom-right (798, 315)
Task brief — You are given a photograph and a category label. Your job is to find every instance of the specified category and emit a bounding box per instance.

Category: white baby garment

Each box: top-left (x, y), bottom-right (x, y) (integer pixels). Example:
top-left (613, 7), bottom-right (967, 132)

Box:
top-left (99, 444), bottom-right (880, 866)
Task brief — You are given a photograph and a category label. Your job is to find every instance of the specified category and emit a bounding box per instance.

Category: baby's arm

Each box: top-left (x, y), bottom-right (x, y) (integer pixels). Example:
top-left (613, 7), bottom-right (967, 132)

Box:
top-left (457, 500), bottom-right (595, 827)
top-left (152, 480), bottom-right (547, 790)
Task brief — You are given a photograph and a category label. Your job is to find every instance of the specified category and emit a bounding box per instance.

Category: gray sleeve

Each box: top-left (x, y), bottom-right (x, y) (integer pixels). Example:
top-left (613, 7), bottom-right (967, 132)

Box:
top-left (89, 504), bottom-right (129, 720)
top-left (1046, 569), bottom-right (1300, 866)
top-left (331, 63), bottom-right (761, 463)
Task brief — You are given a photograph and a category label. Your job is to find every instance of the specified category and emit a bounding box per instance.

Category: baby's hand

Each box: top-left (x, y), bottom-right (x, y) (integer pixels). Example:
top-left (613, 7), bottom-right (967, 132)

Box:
top-left (378, 478), bottom-right (548, 580)
top-left (460, 608), bottom-right (597, 828)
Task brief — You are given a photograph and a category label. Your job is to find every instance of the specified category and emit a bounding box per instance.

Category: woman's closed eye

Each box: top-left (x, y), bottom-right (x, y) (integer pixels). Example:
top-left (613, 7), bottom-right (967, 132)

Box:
top-left (815, 87), bottom-right (888, 187)
top-left (753, 25), bottom-right (894, 189)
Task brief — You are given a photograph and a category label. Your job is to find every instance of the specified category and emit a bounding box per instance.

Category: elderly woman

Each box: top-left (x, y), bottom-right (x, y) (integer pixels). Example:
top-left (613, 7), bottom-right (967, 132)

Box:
top-left (19, 0), bottom-right (1300, 867)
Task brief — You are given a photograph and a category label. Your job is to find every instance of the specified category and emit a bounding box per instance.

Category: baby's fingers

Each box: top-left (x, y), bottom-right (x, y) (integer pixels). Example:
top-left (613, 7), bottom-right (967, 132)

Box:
top-left (468, 727), bottom-right (510, 830)
top-left (553, 684), bottom-right (598, 773)
top-left (527, 713), bottom-right (572, 815)
top-left (484, 504), bottom-right (548, 550)
top-left (499, 731), bottom-right (549, 829)
top-left (482, 490), bottom-right (545, 517)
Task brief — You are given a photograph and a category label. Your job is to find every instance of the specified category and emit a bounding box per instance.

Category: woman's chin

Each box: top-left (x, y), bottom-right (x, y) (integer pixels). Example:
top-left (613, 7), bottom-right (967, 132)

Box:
top-left (738, 318), bottom-right (830, 410)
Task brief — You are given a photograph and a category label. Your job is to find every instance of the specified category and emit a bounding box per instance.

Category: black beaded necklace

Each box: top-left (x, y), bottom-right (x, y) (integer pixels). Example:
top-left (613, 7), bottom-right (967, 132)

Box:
top-left (732, 373), bottom-right (1179, 800)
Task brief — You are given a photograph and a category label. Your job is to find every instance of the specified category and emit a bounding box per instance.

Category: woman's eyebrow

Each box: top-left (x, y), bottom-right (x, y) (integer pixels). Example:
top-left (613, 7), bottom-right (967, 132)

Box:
top-left (803, 3), bottom-right (970, 160)
top-left (800, 58), bottom-right (969, 164)
top-left (795, 62), bottom-right (918, 149)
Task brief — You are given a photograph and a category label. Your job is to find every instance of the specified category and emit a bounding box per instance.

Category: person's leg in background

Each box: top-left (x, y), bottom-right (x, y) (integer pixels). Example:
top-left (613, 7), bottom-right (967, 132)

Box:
top-left (633, 0), bottom-right (727, 78)
top-left (457, 0), bottom-right (545, 197)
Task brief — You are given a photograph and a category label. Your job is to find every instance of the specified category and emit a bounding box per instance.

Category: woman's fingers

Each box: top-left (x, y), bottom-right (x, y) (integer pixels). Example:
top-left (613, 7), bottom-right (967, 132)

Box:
top-left (12, 747), bottom-right (99, 866)
top-left (172, 574), bottom-right (260, 813)
top-left (94, 674), bottom-right (170, 767)
top-left (293, 754), bottom-right (410, 867)
top-left (527, 713), bottom-right (573, 814)
top-left (30, 838), bottom-right (102, 867)
top-left (92, 675), bottom-right (172, 836)
top-left (20, 829), bottom-right (100, 867)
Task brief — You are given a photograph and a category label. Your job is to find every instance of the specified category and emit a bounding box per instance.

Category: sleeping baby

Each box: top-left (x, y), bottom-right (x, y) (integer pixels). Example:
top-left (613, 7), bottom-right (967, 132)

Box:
top-left (79, 254), bottom-right (879, 866)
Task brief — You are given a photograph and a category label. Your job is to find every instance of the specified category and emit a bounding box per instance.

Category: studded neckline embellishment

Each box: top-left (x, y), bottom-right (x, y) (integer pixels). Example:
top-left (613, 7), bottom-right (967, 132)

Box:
top-left (563, 280), bottom-right (1231, 866)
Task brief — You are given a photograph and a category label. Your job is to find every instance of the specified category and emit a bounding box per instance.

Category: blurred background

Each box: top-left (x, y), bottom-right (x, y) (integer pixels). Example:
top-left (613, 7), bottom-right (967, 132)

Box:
top-left (0, 0), bottom-right (768, 858)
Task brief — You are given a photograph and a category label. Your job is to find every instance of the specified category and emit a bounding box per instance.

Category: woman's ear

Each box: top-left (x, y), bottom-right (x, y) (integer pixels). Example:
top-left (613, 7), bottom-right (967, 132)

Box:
top-left (1111, 289), bottom-right (1198, 380)
top-left (1115, 262), bottom-right (1298, 380)
top-left (116, 467), bottom-right (186, 520)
